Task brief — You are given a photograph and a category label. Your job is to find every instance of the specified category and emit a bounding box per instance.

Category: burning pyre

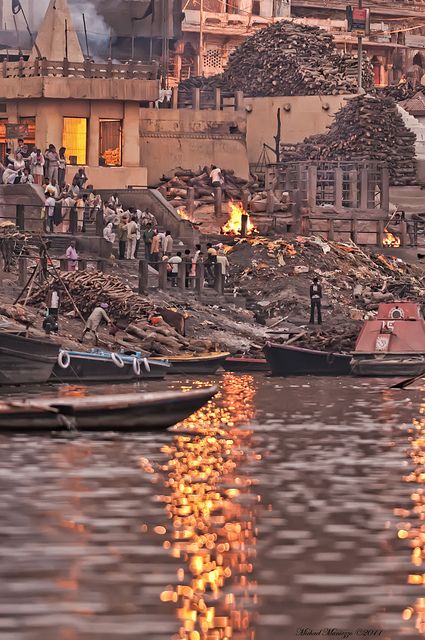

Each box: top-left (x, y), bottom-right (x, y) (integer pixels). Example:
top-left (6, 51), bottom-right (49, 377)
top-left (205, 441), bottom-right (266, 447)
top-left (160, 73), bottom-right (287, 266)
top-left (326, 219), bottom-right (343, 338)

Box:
top-left (383, 231), bottom-right (401, 248)
top-left (221, 202), bottom-right (257, 237)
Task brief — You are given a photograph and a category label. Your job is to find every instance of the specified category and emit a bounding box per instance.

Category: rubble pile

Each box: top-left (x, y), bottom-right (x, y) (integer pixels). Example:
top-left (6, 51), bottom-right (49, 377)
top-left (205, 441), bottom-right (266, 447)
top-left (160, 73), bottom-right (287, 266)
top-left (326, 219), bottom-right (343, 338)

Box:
top-left (224, 22), bottom-right (373, 96)
top-left (283, 94), bottom-right (417, 185)
top-left (227, 235), bottom-right (425, 326)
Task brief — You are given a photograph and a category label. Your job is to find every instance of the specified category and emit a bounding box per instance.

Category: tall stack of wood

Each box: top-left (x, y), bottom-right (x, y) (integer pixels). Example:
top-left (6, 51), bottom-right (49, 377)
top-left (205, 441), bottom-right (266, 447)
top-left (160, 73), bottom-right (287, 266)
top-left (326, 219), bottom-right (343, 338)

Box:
top-left (224, 22), bottom-right (373, 96)
top-left (282, 95), bottom-right (417, 185)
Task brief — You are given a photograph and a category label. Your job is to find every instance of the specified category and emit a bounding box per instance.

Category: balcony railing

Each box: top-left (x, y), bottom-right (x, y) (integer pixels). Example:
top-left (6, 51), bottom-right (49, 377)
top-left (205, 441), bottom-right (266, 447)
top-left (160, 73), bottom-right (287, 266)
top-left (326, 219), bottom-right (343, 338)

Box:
top-left (2, 58), bottom-right (159, 80)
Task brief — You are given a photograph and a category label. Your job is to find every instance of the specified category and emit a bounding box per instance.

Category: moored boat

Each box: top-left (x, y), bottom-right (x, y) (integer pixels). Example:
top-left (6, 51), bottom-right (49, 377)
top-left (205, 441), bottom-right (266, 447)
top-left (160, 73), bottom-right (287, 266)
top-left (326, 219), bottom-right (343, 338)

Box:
top-left (351, 302), bottom-right (425, 377)
top-left (0, 332), bottom-right (60, 385)
top-left (51, 350), bottom-right (170, 383)
top-left (223, 357), bottom-right (269, 372)
top-left (150, 352), bottom-right (230, 375)
top-left (263, 342), bottom-right (351, 376)
top-left (0, 386), bottom-right (218, 431)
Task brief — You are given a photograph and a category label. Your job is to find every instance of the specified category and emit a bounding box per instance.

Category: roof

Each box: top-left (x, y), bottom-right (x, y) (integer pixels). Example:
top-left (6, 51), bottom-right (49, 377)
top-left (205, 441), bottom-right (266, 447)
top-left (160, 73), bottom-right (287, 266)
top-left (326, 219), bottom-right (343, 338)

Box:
top-left (400, 91), bottom-right (425, 117)
top-left (29, 0), bottom-right (84, 63)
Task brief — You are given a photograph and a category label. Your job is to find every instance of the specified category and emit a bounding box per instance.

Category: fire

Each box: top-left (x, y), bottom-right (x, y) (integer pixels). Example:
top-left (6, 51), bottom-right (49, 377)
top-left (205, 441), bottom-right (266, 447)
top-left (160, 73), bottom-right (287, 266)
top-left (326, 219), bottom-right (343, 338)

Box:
top-left (383, 231), bottom-right (401, 248)
top-left (177, 207), bottom-right (191, 221)
top-left (221, 201), bottom-right (256, 236)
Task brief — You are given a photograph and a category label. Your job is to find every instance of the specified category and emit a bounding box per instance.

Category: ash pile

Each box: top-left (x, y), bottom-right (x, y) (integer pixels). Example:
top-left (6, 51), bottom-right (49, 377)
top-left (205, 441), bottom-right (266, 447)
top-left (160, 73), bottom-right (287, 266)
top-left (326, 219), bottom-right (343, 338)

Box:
top-left (179, 22), bottom-right (373, 97)
top-left (283, 94), bottom-right (417, 185)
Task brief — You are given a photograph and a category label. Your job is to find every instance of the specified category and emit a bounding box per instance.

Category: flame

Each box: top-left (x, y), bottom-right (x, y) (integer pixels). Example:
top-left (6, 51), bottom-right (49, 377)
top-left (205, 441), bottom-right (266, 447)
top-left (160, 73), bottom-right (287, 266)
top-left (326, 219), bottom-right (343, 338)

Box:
top-left (177, 207), bottom-right (191, 221)
top-left (221, 201), bottom-right (256, 236)
top-left (383, 231), bottom-right (401, 248)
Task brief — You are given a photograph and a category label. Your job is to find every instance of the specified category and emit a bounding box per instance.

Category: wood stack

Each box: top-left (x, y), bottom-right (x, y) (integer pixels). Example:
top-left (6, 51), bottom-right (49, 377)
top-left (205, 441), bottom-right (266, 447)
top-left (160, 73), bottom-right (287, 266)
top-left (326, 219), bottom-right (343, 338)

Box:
top-left (157, 167), bottom-right (254, 212)
top-left (27, 271), bottom-right (151, 321)
top-left (282, 94), bottom-right (417, 185)
top-left (223, 22), bottom-right (373, 96)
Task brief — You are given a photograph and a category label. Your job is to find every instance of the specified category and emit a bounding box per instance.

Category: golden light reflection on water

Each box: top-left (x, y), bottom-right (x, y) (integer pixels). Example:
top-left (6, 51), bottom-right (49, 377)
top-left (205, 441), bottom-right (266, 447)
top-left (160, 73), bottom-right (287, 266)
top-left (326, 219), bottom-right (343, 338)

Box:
top-left (395, 392), bottom-right (425, 634)
top-left (150, 373), bottom-right (259, 639)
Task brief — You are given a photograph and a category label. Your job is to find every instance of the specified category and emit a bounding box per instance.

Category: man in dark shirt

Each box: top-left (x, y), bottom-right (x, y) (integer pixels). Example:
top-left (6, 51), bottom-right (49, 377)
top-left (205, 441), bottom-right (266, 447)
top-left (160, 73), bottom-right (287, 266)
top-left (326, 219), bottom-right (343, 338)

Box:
top-left (309, 276), bottom-right (322, 325)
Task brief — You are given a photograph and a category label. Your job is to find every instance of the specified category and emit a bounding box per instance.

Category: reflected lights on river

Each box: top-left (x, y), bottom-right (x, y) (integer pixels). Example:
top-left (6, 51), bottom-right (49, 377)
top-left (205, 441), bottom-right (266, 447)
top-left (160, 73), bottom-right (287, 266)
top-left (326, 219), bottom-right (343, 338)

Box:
top-left (145, 373), bottom-right (260, 639)
top-left (395, 396), bottom-right (425, 633)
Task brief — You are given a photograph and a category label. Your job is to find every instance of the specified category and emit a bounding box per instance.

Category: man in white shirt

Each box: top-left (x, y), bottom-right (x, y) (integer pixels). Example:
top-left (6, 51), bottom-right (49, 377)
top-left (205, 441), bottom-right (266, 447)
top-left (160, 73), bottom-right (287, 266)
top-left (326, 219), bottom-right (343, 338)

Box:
top-left (168, 251), bottom-right (182, 287)
top-left (210, 165), bottom-right (223, 188)
top-left (126, 216), bottom-right (138, 260)
top-left (163, 230), bottom-right (173, 256)
top-left (45, 194), bottom-right (56, 233)
top-left (2, 165), bottom-right (17, 184)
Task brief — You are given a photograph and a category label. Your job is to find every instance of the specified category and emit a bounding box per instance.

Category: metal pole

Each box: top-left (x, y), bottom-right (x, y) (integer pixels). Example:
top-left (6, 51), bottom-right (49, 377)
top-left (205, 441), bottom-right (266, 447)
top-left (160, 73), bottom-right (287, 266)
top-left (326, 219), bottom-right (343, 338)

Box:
top-left (199, 0), bottom-right (204, 76)
top-left (357, 0), bottom-right (363, 92)
top-left (65, 19), bottom-right (68, 60)
top-left (82, 13), bottom-right (90, 60)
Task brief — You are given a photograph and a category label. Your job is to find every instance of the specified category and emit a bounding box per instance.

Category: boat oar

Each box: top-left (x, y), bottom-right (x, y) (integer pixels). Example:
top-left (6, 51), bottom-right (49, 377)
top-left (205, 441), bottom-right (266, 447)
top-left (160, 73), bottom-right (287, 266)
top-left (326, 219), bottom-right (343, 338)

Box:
top-left (391, 373), bottom-right (425, 389)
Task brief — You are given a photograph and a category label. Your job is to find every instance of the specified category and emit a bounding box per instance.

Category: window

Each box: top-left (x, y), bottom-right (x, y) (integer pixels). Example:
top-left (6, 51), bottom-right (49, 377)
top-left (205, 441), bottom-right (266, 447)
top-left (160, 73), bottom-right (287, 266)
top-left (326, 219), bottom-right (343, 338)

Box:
top-left (99, 120), bottom-right (122, 167)
top-left (62, 117), bottom-right (87, 165)
top-left (19, 116), bottom-right (36, 150)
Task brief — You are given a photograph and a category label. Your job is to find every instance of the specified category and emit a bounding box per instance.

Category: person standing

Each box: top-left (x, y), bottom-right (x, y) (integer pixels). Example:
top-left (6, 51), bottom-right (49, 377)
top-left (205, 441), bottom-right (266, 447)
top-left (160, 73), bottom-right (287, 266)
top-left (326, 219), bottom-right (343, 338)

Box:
top-left (117, 218), bottom-right (128, 260)
top-left (126, 215), bottom-right (138, 260)
top-left (150, 230), bottom-right (161, 267)
top-left (210, 165), bottom-right (223, 188)
top-left (168, 251), bottom-right (182, 287)
top-left (143, 222), bottom-right (155, 262)
top-left (73, 167), bottom-right (88, 190)
top-left (163, 230), bottom-right (173, 257)
top-left (65, 240), bottom-right (79, 271)
top-left (309, 277), bottom-right (322, 325)
top-left (46, 145), bottom-right (59, 184)
top-left (44, 192), bottom-right (56, 233)
top-left (216, 249), bottom-right (230, 280)
top-left (183, 248), bottom-right (192, 288)
top-left (58, 147), bottom-right (66, 188)
top-left (46, 283), bottom-right (60, 319)
top-left (79, 303), bottom-right (111, 346)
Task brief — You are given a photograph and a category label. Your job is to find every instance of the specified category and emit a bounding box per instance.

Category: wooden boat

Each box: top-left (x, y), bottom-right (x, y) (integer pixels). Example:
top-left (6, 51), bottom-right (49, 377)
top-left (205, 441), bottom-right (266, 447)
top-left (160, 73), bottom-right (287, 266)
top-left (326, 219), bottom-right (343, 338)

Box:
top-left (351, 302), bottom-right (425, 377)
top-left (51, 350), bottom-right (170, 383)
top-left (223, 357), bottom-right (269, 372)
top-left (0, 332), bottom-right (60, 385)
top-left (150, 352), bottom-right (230, 375)
top-left (263, 342), bottom-right (351, 376)
top-left (0, 386), bottom-right (218, 431)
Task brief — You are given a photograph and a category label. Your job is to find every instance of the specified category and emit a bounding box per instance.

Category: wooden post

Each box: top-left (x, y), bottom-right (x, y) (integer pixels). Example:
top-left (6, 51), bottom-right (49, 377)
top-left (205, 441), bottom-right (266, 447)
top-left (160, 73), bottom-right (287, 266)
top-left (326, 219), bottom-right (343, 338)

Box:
top-left (192, 87), bottom-right (200, 110)
top-left (63, 57), bottom-right (69, 77)
top-left (69, 209), bottom-right (77, 235)
top-left (177, 261), bottom-right (186, 290)
top-left (377, 219), bottom-right (384, 247)
top-left (97, 259), bottom-right (105, 273)
top-left (400, 220), bottom-right (407, 248)
top-left (335, 167), bottom-right (343, 209)
top-left (41, 58), bottom-right (48, 77)
top-left (328, 218), bottom-right (335, 241)
top-left (187, 186), bottom-right (195, 219)
top-left (266, 190), bottom-right (274, 215)
top-left (307, 165), bottom-right (317, 211)
top-left (172, 87), bottom-right (178, 109)
top-left (350, 217), bottom-right (358, 245)
top-left (96, 208), bottom-right (104, 236)
top-left (235, 90), bottom-right (244, 111)
top-left (241, 213), bottom-right (248, 237)
top-left (242, 189), bottom-right (249, 212)
top-left (138, 259), bottom-right (149, 293)
top-left (158, 260), bottom-right (168, 290)
top-left (2, 60), bottom-right (7, 78)
top-left (360, 163), bottom-right (368, 210)
top-left (195, 261), bottom-right (205, 295)
top-left (59, 258), bottom-right (68, 271)
top-left (214, 87), bottom-right (221, 110)
top-left (381, 167), bottom-right (390, 212)
top-left (18, 257), bottom-right (27, 287)
top-left (214, 263), bottom-right (224, 295)
top-left (16, 204), bottom-right (24, 230)
top-left (79, 259), bottom-right (87, 271)
top-left (34, 58), bottom-right (39, 76)
top-left (292, 189), bottom-right (302, 233)
top-left (214, 187), bottom-right (222, 218)
top-left (348, 169), bottom-right (358, 208)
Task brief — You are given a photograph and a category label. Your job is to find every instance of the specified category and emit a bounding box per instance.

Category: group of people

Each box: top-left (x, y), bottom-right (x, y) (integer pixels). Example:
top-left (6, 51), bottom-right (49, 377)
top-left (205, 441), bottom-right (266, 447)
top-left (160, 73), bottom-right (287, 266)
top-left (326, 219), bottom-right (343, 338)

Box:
top-left (164, 241), bottom-right (230, 288)
top-left (1, 142), bottom-right (70, 187)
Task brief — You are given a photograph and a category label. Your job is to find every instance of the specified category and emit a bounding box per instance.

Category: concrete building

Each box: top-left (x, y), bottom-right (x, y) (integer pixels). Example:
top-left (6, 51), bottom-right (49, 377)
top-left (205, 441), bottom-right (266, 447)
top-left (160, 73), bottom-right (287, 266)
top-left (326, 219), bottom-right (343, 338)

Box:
top-left (0, 0), bottom-right (159, 189)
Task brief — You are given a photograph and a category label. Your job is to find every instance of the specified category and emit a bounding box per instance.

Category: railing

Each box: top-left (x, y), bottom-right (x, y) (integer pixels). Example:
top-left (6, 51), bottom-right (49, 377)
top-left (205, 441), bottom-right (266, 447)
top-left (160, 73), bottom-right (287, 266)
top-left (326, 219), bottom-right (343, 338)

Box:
top-left (2, 58), bottom-right (159, 80)
top-left (171, 87), bottom-right (244, 111)
top-left (266, 160), bottom-right (390, 212)
top-left (301, 214), bottom-right (411, 247)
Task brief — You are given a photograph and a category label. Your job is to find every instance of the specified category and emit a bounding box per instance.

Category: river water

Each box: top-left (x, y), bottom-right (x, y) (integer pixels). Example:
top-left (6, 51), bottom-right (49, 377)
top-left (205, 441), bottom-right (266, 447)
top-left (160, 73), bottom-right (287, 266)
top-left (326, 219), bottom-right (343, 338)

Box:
top-left (0, 373), bottom-right (425, 640)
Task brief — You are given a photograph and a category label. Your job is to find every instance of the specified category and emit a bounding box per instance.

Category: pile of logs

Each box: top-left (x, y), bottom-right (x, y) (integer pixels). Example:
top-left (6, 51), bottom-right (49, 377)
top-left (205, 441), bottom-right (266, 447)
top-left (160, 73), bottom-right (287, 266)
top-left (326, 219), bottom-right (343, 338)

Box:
top-left (157, 167), bottom-right (254, 212)
top-left (125, 318), bottom-right (214, 356)
top-left (223, 22), bottom-right (373, 96)
top-left (27, 271), bottom-right (151, 321)
top-left (282, 94), bottom-right (417, 185)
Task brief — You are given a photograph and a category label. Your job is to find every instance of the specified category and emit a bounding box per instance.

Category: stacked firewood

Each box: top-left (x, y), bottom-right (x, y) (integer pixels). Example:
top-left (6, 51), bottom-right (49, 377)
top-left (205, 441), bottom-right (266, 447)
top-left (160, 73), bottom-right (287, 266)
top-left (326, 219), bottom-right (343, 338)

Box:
top-left (157, 167), bottom-right (254, 211)
top-left (282, 94), bottom-right (417, 185)
top-left (27, 271), bottom-right (151, 321)
top-left (223, 22), bottom-right (373, 96)
top-left (125, 319), bottom-right (214, 356)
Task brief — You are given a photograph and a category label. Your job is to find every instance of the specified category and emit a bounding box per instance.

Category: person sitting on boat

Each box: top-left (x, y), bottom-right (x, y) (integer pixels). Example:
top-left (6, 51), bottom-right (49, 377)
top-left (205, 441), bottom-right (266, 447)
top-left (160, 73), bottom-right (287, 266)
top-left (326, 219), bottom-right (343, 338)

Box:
top-left (309, 277), bottom-right (322, 325)
top-left (80, 303), bottom-right (111, 346)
